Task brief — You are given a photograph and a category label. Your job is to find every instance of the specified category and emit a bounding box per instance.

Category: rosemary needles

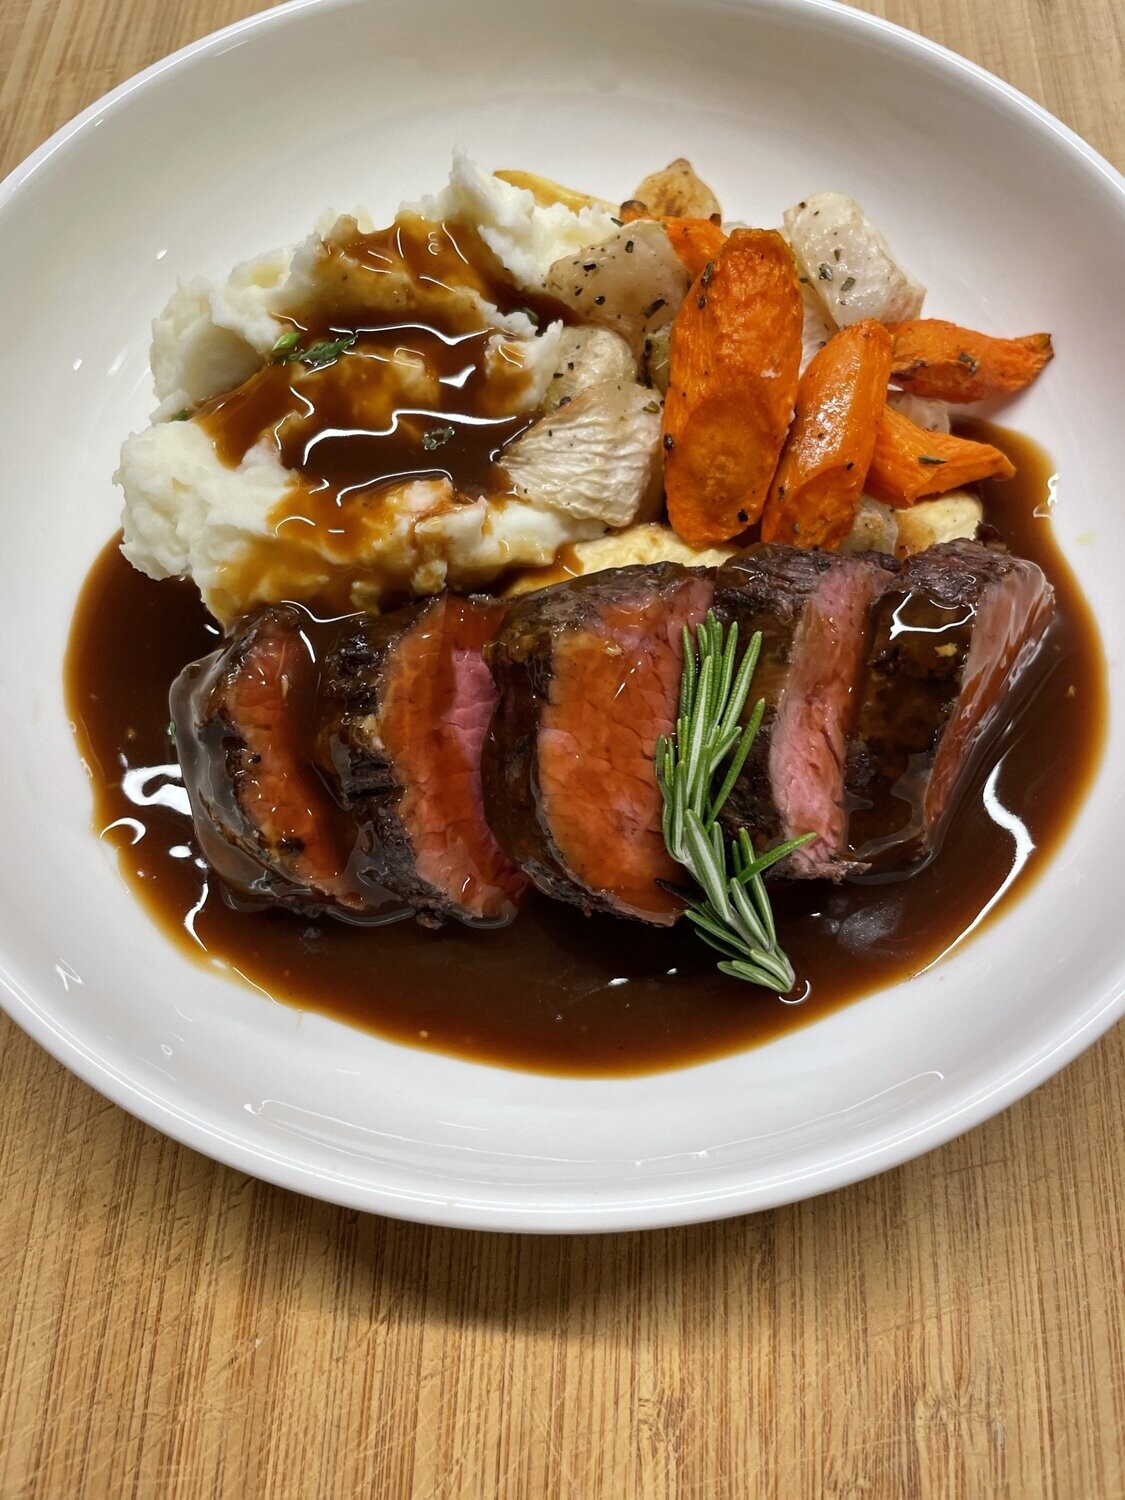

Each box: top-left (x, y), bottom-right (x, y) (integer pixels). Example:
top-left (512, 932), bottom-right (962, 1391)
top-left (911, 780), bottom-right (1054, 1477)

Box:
top-left (655, 611), bottom-right (812, 991)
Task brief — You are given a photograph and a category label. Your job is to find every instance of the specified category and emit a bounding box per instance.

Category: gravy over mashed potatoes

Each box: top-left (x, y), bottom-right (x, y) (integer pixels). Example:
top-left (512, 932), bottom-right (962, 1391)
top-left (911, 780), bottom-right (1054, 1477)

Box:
top-left (118, 154), bottom-right (678, 624)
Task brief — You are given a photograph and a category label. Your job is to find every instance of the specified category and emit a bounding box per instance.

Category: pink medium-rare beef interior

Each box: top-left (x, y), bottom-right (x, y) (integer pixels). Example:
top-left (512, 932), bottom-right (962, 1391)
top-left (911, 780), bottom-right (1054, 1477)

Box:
top-left (483, 563), bottom-right (714, 924)
top-left (536, 574), bottom-right (714, 921)
top-left (925, 549), bottom-right (1053, 827)
top-left (712, 546), bottom-right (898, 880)
top-left (314, 594), bottom-right (527, 926)
top-left (767, 554), bottom-right (897, 877)
top-left (374, 596), bottom-right (528, 923)
top-left (171, 606), bottom-right (377, 913)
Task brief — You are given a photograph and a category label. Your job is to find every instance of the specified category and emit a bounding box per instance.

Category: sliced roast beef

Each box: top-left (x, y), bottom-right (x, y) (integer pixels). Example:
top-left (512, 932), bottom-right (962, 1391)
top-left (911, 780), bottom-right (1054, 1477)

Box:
top-left (845, 538), bottom-right (1054, 871)
top-left (171, 606), bottom-right (399, 918)
top-left (317, 593), bottom-right (527, 926)
top-left (483, 563), bottom-right (713, 924)
top-left (712, 545), bottom-right (897, 880)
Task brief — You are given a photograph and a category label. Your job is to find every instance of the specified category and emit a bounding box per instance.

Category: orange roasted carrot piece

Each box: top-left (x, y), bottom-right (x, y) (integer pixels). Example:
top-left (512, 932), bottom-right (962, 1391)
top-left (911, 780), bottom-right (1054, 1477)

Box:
top-left (663, 218), bottom-right (727, 278)
top-left (760, 321), bottom-right (894, 548)
top-left (663, 229), bottom-right (802, 548)
top-left (865, 404), bottom-right (1016, 507)
top-left (618, 204), bottom-right (727, 278)
top-left (887, 319), bottom-right (1053, 403)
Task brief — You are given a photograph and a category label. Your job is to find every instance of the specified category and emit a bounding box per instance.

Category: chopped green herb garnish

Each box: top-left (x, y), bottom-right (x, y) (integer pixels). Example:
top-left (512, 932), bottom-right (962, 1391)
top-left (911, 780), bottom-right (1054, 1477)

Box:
top-left (299, 333), bottom-right (357, 367)
top-left (273, 330), bottom-right (356, 367)
top-left (839, 276), bottom-right (856, 295)
top-left (918, 455), bottom-right (947, 466)
top-left (958, 350), bottom-right (980, 375)
top-left (422, 425), bottom-right (455, 451)
top-left (817, 263), bottom-right (833, 281)
top-left (167, 719), bottom-right (177, 743)
top-left (516, 306), bottom-right (541, 329)
top-left (170, 408), bottom-right (190, 422)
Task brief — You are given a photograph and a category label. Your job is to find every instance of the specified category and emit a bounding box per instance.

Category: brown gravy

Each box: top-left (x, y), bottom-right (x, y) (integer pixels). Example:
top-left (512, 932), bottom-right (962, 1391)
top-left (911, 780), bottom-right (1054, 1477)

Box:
top-left (65, 425), bottom-right (1105, 1075)
top-left (191, 215), bottom-right (571, 623)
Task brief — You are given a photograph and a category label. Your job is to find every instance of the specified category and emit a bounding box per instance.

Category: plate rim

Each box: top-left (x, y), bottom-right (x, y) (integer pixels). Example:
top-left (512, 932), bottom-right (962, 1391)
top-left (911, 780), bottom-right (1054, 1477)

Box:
top-left (1, 0), bottom-right (1123, 1232)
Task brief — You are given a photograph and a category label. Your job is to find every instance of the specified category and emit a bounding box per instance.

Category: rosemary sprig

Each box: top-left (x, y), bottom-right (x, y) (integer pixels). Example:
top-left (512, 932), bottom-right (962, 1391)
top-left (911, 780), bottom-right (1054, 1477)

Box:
top-left (655, 611), bottom-right (813, 992)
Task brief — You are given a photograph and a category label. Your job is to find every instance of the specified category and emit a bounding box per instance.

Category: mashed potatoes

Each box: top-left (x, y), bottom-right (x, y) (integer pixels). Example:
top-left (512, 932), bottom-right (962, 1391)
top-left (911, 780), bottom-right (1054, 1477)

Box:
top-left (118, 154), bottom-right (654, 624)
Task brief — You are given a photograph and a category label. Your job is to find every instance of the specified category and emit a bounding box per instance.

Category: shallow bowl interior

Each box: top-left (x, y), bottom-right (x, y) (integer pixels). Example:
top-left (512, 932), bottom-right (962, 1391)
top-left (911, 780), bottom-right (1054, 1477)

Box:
top-left (0, 0), bottom-right (1121, 1229)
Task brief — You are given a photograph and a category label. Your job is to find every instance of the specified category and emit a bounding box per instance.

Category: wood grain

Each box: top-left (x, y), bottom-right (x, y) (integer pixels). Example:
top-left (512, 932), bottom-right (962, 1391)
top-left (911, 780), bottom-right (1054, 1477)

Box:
top-left (1, 1), bottom-right (1123, 1495)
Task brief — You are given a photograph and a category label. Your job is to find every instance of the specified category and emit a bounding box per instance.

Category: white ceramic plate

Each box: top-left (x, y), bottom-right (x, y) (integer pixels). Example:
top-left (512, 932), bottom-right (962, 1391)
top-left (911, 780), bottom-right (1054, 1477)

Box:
top-left (1, 0), bottom-right (1122, 1232)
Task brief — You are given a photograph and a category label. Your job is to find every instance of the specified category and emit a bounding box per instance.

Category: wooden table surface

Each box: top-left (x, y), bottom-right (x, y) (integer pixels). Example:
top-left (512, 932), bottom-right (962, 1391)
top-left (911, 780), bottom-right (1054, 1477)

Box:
top-left (1, 1), bottom-right (1123, 1495)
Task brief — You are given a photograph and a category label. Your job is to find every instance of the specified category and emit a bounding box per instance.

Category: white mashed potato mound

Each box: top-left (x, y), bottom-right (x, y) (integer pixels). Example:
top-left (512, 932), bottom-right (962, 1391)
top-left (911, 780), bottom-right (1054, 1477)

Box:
top-left (119, 422), bottom-right (292, 591)
top-left (118, 321), bottom-right (579, 623)
top-left (412, 150), bottom-right (619, 293)
top-left (118, 416), bottom-right (605, 625)
top-left (121, 153), bottom-right (652, 623)
top-left (149, 153), bottom-right (617, 414)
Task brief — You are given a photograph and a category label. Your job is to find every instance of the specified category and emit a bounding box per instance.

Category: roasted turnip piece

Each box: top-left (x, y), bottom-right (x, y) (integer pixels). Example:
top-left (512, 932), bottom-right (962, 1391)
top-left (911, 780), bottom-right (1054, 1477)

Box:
top-left (542, 220), bottom-right (691, 357)
top-left (544, 326), bottom-right (637, 410)
top-left (888, 389), bottom-right (951, 434)
top-left (783, 193), bottom-right (925, 327)
top-left (484, 563), bottom-right (714, 924)
top-left (712, 546), bottom-right (897, 880)
top-left (845, 539), bottom-right (1054, 870)
top-left (499, 379), bottom-right (663, 527)
top-left (798, 277), bottom-right (835, 373)
top-left (629, 158), bottom-right (722, 220)
top-left (318, 595), bottom-right (528, 926)
top-left (171, 607), bottom-right (398, 917)
top-left (839, 496), bottom-right (899, 557)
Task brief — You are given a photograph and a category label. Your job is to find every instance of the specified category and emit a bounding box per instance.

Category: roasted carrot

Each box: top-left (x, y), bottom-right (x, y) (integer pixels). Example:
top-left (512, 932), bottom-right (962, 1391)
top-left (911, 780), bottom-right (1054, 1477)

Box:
top-left (617, 204), bottom-right (727, 279)
top-left (887, 319), bottom-right (1053, 403)
top-left (865, 404), bottom-right (1016, 507)
top-left (662, 218), bottom-right (727, 278)
top-left (663, 229), bottom-right (802, 548)
top-left (760, 321), bottom-right (893, 548)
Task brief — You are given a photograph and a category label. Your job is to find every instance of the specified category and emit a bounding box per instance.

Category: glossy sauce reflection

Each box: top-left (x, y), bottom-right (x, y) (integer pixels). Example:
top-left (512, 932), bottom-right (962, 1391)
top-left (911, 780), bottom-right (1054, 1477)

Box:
top-left (194, 216), bottom-right (571, 619)
top-left (65, 425), bottom-right (1106, 1076)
